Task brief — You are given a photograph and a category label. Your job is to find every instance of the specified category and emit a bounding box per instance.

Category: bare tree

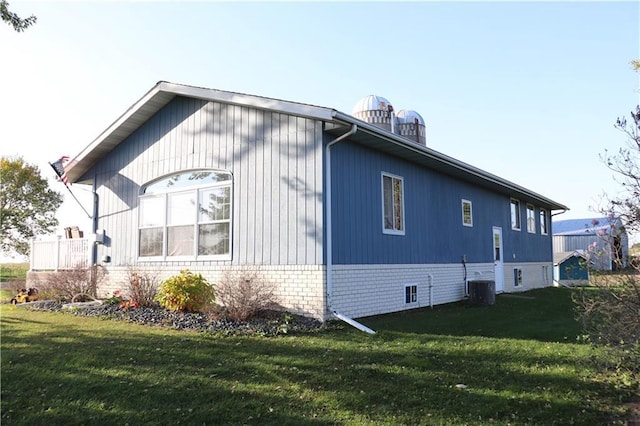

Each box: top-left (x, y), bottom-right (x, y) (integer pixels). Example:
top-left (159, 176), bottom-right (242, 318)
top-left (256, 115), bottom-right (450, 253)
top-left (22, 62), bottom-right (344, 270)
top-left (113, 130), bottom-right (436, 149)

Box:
top-left (573, 61), bottom-right (640, 377)
top-left (601, 105), bottom-right (640, 234)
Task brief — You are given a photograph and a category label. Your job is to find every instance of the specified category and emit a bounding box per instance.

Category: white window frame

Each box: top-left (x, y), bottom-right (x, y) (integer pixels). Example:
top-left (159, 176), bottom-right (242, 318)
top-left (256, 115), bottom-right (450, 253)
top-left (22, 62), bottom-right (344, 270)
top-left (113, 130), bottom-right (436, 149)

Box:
top-left (404, 283), bottom-right (418, 305)
top-left (513, 267), bottom-right (523, 287)
top-left (461, 199), bottom-right (473, 227)
top-left (542, 265), bottom-right (550, 284)
top-left (510, 198), bottom-right (521, 231)
top-left (526, 204), bottom-right (536, 234)
top-left (539, 209), bottom-right (548, 235)
top-left (381, 172), bottom-right (405, 235)
top-left (138, 169), bottom-right (233, 261)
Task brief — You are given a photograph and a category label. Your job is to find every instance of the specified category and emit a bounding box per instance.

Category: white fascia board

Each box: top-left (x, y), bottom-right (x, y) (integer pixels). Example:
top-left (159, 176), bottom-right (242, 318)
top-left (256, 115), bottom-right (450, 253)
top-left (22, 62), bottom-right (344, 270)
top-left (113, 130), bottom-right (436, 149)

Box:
top-left (158, 82), bottom-right (335, 121)
top-left (65, 82), bottom-right (171, 182)
top-left (66, 82), bottom-right (336, 182)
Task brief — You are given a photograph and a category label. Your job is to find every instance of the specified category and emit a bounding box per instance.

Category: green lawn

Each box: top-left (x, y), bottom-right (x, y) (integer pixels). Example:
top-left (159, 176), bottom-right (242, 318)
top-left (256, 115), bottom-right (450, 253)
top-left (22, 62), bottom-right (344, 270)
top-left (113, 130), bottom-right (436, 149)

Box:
top-left (0, 263), bottom-right (29, 283)
top-left (0, 263), bottom-right (29, 302)
top-left (1, 287), bottom-right (636, 425)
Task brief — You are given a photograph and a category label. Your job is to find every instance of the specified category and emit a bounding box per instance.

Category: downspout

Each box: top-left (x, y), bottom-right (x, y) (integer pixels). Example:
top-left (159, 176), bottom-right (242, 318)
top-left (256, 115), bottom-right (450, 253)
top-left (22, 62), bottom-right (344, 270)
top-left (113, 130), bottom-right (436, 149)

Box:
top-left (325, 123), bottom-right (376, 335)
top-left (92, 177), bottom-right (99, 237)
top-left (427, 273), bottom-right (434, 308)
top-left (90, 171), bottom-right (99, 296)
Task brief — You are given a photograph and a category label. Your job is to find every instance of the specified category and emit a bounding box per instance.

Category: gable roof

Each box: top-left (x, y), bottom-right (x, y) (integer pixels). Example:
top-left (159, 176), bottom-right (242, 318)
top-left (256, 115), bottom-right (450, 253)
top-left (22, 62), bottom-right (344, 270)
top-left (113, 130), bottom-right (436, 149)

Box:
top-left (553, 250), bottom-right (588, 265)
top-left (65, 81), bottom-right (335, 184)
top-left (65, 81), bottom-right (568, 211)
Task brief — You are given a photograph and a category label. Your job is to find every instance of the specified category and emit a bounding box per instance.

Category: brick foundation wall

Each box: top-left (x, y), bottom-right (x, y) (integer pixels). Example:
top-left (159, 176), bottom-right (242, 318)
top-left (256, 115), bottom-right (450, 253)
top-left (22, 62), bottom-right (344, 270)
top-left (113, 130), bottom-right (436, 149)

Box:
top-left (28, 261), bottom-right (554, 322)
top-left (330, 262), bottom-right (553, 319)
top-left (331, 263), bottom-right (483, 318)
top-left (94, 264), bottom-right (327, 320)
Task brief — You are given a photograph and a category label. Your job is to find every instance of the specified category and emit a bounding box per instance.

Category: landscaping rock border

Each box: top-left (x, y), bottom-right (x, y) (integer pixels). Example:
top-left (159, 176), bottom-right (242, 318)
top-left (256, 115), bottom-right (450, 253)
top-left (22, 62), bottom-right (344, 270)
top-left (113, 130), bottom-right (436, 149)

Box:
top-left (22, 301), bottom-right (334, 337)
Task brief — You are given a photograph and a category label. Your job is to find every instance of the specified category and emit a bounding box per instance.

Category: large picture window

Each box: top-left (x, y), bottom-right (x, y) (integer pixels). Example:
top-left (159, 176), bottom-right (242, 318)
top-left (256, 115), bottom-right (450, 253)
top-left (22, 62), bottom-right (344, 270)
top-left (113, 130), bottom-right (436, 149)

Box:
top-left (138, 170), bottom-right (232, 260)
top-left (382, 172), bottom-right (405, 235)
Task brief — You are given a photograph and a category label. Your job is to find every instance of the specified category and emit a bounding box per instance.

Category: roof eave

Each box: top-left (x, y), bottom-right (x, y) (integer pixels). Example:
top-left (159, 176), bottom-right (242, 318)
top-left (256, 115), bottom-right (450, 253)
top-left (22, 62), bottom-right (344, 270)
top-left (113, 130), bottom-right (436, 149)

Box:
top-left (65, 82), bottom-right (173, 183)
top-left (65, 81), bottom-right (335, 183)
top-left (331, 111), bottom-right (568, 211)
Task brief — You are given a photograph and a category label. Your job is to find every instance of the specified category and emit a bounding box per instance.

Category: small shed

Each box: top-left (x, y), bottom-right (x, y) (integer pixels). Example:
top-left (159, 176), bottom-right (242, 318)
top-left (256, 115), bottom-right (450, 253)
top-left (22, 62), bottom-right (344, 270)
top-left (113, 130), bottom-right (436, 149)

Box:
top-left (553, 250), bottom-right (589, 286)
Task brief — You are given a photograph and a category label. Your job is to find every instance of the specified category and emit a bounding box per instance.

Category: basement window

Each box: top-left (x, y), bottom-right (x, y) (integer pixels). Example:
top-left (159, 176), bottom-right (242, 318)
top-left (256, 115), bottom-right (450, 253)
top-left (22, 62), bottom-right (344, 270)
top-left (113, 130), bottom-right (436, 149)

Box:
top-left (513, 268), bottom-right (523, 287)
top-left (404, 284), bottom-right (418, 305)
top-left (542, 265), bottom-right (550, 284)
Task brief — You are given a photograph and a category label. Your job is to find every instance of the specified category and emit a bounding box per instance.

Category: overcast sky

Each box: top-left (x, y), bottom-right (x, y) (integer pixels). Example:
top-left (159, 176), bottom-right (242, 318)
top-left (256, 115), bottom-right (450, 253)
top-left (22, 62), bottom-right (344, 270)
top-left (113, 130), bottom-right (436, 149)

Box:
top-left (1, 1), bottom-right (639, 259)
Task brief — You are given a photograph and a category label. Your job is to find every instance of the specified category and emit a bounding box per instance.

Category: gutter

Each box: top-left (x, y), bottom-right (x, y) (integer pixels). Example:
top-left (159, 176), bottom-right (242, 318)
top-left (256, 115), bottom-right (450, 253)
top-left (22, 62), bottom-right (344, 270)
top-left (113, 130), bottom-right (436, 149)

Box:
top-left (325, 123), bottom-right (376, 335)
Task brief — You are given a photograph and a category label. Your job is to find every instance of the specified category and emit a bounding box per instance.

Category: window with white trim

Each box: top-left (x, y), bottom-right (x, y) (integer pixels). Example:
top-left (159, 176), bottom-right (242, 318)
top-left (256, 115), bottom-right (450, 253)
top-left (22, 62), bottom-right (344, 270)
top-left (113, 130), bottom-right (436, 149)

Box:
top-left (510, 199), bottom-right (521, 231)
top-left (139, 170), bottom-right (232, 260)
top-left (382, 172), bottom-right (405, 235)
top-left (526, 204), bottom-right (536, 233)
top-left (539, 209), bottom-right (548, 235)
top-left (404, 284), bottom-right (417, 304)
top-left (513, 267), bottom-right (523, 287)
top-left (462, 199), bottom-right (473, 227)
top-left (542, 265), bottom-right (550, 284)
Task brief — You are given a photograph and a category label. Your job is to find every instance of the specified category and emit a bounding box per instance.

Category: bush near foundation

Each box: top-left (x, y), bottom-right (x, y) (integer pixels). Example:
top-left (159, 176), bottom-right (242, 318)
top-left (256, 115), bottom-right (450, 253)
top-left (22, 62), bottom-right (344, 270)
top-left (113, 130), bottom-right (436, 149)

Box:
top-left (215, 269), bottom-right (279, 321)
top-left (155, 270), bottom-right (214, 312)
top-left (126, 267), bottom-right (160, 307)
top-left (36, 265), bottom-right (105, 302)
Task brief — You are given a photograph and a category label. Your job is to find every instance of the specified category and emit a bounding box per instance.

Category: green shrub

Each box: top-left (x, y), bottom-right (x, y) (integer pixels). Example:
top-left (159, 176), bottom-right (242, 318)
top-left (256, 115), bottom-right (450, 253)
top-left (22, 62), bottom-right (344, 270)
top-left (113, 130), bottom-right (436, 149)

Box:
top-left (155, 270), bottom-right (214, 312)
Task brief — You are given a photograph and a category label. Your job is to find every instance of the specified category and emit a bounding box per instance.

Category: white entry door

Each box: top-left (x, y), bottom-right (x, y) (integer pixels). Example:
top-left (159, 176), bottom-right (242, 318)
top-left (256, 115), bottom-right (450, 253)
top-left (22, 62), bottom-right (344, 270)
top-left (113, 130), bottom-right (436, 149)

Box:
top-left (493, 227), bottom-right (504, 293)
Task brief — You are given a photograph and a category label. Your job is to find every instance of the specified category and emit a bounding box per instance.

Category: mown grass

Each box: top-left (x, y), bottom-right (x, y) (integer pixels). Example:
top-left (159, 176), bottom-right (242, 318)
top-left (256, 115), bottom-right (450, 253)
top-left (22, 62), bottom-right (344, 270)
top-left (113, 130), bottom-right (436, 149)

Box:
top-left (0, 262), bottom-right (29, 302)
top-left (1, 287), bottom-right (635, 425)
top-left (0, 263), bottom-right (29, 283)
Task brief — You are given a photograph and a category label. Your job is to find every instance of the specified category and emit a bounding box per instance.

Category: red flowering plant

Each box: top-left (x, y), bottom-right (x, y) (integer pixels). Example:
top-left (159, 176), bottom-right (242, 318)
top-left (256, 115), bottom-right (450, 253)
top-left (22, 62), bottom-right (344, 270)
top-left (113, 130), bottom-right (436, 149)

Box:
top-left (104, 290), bottom-right (140, 309)
top-left (120, 299), bottom-right (140, 309)
top-left (104, 290), bottom-right (124, 305)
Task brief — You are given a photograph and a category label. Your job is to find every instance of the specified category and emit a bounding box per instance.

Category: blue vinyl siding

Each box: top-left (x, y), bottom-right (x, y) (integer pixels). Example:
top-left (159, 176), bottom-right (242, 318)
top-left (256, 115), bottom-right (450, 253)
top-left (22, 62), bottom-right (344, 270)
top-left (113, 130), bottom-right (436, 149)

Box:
top-left (330, 141), bottom-right (553, 265)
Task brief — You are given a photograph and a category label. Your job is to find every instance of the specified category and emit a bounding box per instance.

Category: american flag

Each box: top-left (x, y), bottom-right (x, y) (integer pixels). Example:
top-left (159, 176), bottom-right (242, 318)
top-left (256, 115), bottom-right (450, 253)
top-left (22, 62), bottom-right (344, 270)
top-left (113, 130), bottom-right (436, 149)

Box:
top-left (49, 156), bottom-right (70, 186)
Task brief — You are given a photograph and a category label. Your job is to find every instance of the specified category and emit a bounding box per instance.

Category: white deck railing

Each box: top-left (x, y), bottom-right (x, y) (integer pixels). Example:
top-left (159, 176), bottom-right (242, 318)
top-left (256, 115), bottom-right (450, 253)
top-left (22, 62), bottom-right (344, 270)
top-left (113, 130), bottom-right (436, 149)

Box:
top-left (30, 237), bottom-right (92, 271)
